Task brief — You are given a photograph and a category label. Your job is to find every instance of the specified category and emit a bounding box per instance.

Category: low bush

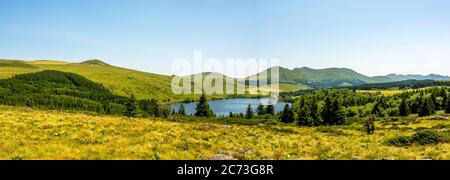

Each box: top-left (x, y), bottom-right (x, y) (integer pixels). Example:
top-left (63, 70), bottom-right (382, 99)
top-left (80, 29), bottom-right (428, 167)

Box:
top-left (414, 127), bottom-right (431, 132)
top-left (432, 124), bottom-right (450, 130)
top-left (385, 135), bottom-right (411, 147)
top-left (411, 129), bottom-right (442, 145)
top-left (385, 129), bottom-right (450, 146)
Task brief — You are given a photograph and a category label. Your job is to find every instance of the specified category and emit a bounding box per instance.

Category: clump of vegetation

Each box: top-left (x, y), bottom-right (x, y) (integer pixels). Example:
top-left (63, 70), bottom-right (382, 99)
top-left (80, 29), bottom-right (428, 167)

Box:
top-left (445, 92), bottom-right (450, 114)
top-left (363, 116), bottom-right (376, 135)
top-left (178, 104), bottom-right (186, 115)
top-left (124, 94), bottom-right (140, 118)
top-left (280, 104), bottom-right (293, 123)
top-left (266, 104), bottom-right (275, 116)
top-left (432, 124), bottom-right (450, 130)
top-left (245, 104), bottom-right (254, 119)
top-left (399, 98), bottom-right (410, 116)
top-left (411, 129), bottom-right (443, 145)
top-left (417, 96), bottom-right (436, 117)
top-left (385, 135), bottom-right (412, 147)
top-left (385, 129), bottom-right (450, 146)
top-left (257, 104), bottom-right (265, 116)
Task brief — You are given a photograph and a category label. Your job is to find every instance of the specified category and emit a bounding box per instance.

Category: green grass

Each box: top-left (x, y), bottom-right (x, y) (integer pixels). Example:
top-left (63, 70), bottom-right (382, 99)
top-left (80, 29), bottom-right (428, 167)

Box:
top-left (2, 105), bottom-right (450, 160)
top-left (0, 59), bottom-right (306, 101)
top-left (247, 83), bottom-right (309, 94)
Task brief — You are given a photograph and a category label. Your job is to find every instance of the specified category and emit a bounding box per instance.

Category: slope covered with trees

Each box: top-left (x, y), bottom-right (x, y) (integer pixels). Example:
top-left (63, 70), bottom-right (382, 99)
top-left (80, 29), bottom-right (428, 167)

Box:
top-left (0, 70), bottom-right (170, 117)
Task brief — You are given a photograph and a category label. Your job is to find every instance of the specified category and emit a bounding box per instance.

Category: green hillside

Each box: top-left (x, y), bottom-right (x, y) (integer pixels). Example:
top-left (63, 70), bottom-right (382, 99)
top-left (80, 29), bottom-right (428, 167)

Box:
top-left (0, 59), bottom-right (179, 100)
top-left (249, 66), bottom-right (376, 88)
top-left (0, 59), bottom-right (306, 101)
top-left (249, 67), bottom-right (450, 89)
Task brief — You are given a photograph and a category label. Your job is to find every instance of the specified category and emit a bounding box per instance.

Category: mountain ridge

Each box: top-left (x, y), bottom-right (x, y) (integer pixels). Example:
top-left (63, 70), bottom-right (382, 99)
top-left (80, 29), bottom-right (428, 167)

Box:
top-left (250, 66), bottom-right (449, 88)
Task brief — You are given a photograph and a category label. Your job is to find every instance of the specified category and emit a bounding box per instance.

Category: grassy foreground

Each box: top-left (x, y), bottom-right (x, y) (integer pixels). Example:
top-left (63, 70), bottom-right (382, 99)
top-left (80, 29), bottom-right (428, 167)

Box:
top-left (1, 106), bottom-right (450, 160)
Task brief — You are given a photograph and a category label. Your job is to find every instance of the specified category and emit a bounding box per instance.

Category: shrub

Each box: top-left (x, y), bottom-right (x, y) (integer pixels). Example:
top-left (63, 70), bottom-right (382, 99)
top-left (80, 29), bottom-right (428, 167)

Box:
top-left (346, 108), bottom-right (358, 117)
top-left (385, 136), bottom-right (411, 147)
top-left (432, 124), bottom-right (450, 130)
top-left (385, 129), bottom-right (450, 147)
top-left (387, 108), bottom-right (400, 117)
top-left (414, 127), bottom-right (431, 132)
top-left (363, 116), bottom-right (376, 135)
top-left (411, 129), bottom-right (442, 145)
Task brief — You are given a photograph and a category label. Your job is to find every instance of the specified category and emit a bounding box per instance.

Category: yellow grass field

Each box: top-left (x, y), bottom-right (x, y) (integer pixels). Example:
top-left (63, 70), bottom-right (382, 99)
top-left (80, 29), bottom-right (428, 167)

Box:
top-left (1, 106), bottom-right (450, 160)
top-left (357, 90), bottom-right (405, 96)
top-left (357, 86), bottom-right (450, 96)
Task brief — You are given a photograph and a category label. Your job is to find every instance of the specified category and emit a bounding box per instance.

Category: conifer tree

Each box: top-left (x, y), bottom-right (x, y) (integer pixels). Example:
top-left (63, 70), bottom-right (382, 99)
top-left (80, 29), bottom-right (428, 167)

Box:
top-left (125, 94), bottom-right (139, 118)
top-left (297, 98), bottom-right (312, 126)
top-left (257, 104), bottom-right (265, 116)
top-left (399, 98), bottom-right (410, 116)
top-left (280, 104), bottom-right (293, 123)
top-left (178, 104), bottom-right (186, 115)
top-left (321, 97), bottom-right (345, 125)
top-left (195, 93), bottom-right (214, 117)
top-left (332, 99), bottom-right (346, 125)
top-left (321, 96), bottom-right (334, 125)
top-left (445, 92), bottom-right (450, 114)
top-left (245, 104), bottom-right (254, 119)
top-left (309, 99), bottom-right (321, 125)
top-left (418, 96), bottom-right (435, 117)
top-left (266, 104), bottom-right (275, 116)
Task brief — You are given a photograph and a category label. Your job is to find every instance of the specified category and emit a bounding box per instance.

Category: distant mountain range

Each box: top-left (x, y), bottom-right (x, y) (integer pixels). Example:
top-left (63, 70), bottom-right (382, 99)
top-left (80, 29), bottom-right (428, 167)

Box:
top-left (372, 74), bottom-right (450, 83)
top-left (250, 66), bottom-right (450, 88)
top-left (0, 59), bottom-right (449, 100)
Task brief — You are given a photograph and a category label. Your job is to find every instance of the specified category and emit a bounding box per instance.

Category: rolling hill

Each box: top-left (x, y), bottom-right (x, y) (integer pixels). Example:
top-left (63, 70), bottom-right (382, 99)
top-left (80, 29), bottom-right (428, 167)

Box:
top-left (0, 59), bottom-right (307, 101)
top-left (373, 74), bottom-right (450, 83)
top-left (250, 66), bottom-right (450, 88)
top-left (248, 66), bottom-right (375, 88)
top-left (0, 59), bottom-right (178, 101)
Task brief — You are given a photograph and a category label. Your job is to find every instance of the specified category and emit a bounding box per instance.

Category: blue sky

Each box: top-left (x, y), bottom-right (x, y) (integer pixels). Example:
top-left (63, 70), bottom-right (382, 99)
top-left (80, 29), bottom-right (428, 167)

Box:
top-left (1, 0), bottom-right (450, 76)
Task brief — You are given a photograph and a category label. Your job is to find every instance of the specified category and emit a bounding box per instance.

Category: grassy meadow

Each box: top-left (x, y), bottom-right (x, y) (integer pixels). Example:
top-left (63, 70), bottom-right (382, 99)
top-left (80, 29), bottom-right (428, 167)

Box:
top-left (357, 90), bottom-right (406, 96)
top-left (1, 105), bottom-right (450, 160)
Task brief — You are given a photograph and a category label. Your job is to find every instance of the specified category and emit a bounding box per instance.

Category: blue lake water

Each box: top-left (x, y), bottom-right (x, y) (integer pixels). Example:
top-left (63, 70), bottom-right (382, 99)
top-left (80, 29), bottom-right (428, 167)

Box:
top-left (170, 98), bottom-right (291, 117)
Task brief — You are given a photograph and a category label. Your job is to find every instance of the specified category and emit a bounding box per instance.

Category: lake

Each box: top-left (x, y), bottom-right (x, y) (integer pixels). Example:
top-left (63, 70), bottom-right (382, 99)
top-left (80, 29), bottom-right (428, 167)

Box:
top-left (170, 98), bottom-right (291, 117)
